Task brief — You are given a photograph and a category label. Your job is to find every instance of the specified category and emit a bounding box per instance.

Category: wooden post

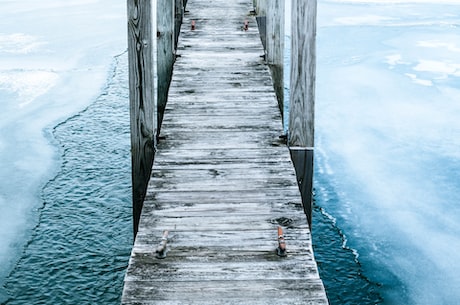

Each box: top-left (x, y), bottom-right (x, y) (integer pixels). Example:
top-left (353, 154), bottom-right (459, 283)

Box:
top-left (266, 0), bottom-right (284, 114)
top-left (289, 0), bottom-right (317, 227)
top-left (266, 0), bottom-right (284, 66)
top-left (255, 0), bottom-right (267, 16)
top-left (174, 0), bottom-right (184, 49)
top-left (157, 0), bottom-right (175, 128)
top-left (255, 0), bottom-right (267, 59)
top-left (127, 0), bottom-right (157, 237)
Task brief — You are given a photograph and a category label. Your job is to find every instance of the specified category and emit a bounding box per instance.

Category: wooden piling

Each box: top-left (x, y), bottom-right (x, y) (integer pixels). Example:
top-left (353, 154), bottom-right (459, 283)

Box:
top-left (127, 0), bottom-right (157, 237)
top-left (254, 0), bottom-right (267, 16)
top-left (266, 0), bottom-right (285, 115)
top-left (157, 0), bottom-right (175, 128)
top-left (289, 0), bottom-right (317, 226)
top-left (253, 0), bottom-right (284, 115)
top-left (174, 0), bottom-right (185, 49)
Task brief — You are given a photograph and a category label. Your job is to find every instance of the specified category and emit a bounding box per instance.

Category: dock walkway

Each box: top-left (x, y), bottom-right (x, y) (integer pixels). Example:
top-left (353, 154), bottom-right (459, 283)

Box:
top-left (122, 0), bottom-right (328, 303)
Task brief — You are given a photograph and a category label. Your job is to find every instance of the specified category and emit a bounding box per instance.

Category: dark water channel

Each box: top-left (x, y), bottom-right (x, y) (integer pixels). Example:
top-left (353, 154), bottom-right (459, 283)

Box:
top-left (3, 53), bottom-right (132, 305)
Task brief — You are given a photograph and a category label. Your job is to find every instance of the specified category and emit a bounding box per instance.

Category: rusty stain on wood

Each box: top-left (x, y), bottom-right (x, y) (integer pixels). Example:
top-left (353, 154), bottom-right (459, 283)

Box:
top-left (277, 226), bottom-right (287, 257)
top-left (122, 0), bottom-right (328, 303)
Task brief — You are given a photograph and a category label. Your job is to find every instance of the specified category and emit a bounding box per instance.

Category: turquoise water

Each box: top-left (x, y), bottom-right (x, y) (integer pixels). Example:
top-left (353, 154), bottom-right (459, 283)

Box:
top-left (2, 53), bottom-right (132, 305)
top-left (312, 182), bottom-right (385, 305)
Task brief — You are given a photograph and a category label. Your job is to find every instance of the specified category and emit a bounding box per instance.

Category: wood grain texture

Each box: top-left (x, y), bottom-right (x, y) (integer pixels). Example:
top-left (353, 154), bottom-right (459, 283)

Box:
top-left (157, 0), bottom-right (175, 127)
top-left (266, 0), bottom-right (284, 66)
top-left (288, 0), bottom-right (317, 234)
top-left (122, 0), bottom-right (327, 303)
top-left (266, 0), bottom-right (284, 113)
top-left (288, 0), bottom-right (317, 148)
top-left (174, 0), bottom-right (184, 49)
top-left (255, 0), bottom-right (267, 16)
top-left (128, 0), bottom-right (157, 236)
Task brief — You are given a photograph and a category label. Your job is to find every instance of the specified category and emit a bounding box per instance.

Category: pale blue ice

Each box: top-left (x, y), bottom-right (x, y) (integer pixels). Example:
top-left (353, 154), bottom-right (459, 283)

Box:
top-left (313, 0), bottom-right (460, 304)
top-left (0, 0), bottom-right (127, 298)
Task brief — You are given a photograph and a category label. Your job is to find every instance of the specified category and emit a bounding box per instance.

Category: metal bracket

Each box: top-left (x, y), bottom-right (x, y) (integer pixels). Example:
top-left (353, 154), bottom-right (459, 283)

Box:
top-left (276, 226), bottom-right (287, 257)
top-left (155, 230), bottom-right (169, 259)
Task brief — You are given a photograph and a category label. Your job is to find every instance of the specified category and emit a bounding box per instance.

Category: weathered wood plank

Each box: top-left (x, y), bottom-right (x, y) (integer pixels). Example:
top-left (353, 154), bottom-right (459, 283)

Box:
top-left (132, 232), bottom-right (314, 257)
top-left (149, 147), bottom-right (292, 160)
top-left (137, 216), bottom-right (307, 232)
top-left (122, 0), bottom-right (327, 303)
top-left (125, 260), bottom-right (320, 282)
top-left (123, 299), bottom-right (328, 305)
top-left (132, 231), bottom-right (312, 253)
top-left (123, 279), bottom-right (327, 301)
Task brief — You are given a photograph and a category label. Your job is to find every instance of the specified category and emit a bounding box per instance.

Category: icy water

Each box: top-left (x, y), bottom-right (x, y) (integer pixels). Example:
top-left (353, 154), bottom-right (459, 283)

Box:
top-left (284, 24), bottom-right (383, 305)
top-left (1, 50), bottom-right (379, 305)
top-left (2, 54), bottom-right (132, 305)
top-left (313, 1), bottom-right (460, 304)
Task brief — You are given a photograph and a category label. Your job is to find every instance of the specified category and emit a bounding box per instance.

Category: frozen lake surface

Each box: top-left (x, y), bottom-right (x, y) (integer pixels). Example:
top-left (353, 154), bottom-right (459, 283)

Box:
top-left (0, 0), bottom-right (128, 302)
top-left (313, 0), bottom-right (460, 304)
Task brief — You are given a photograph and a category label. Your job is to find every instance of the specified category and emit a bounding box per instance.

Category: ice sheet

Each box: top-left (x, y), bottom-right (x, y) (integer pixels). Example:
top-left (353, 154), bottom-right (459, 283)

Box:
top-left (316, 1), bottom-right (460, 303)
top-left (0, 0), bottom-right (126, 289)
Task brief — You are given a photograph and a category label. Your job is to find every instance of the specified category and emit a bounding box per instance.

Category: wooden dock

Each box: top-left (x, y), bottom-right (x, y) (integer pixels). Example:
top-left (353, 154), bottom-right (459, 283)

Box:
top-left (122, 0), bottom-right (328, 304)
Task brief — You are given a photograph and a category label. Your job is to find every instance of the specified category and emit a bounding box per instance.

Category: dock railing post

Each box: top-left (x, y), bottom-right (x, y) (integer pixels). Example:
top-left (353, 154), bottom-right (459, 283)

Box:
top-left (127, 0), bottom-right (157, 237)
top-left (266, 0), bottom-right (285, 115)
top-left (157, 0), bottom-right (175, 129)
top-left (288, 0), bottom-right (317, 227)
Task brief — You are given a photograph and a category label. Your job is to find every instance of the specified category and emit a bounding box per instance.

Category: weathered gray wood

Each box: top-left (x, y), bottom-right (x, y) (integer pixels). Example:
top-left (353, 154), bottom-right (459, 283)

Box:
top-left (127, 0), bottom-right (157, 237)
top-left (266, 0), bottom-right (284, 66)
top-left (122, 0), bottom-right (327, 303)
top-left (122, 299), bottom-right (328, 305)
top-left (157, 0), bottom-right (174, 127)
top-left (288, 0), bottom-right (317, 230)
top-left (123, 280), bottom-right (328, 304)
top-left (289, 0), bottom-right (316, 147)
top-left (134, 227), bottom-right (314, 249)
top-left (254, 0), bottom-right (267, 16)
top-left (266, 0), bottom-right (284, 113)
top-left (174, 0), bottom-right (184, 49)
